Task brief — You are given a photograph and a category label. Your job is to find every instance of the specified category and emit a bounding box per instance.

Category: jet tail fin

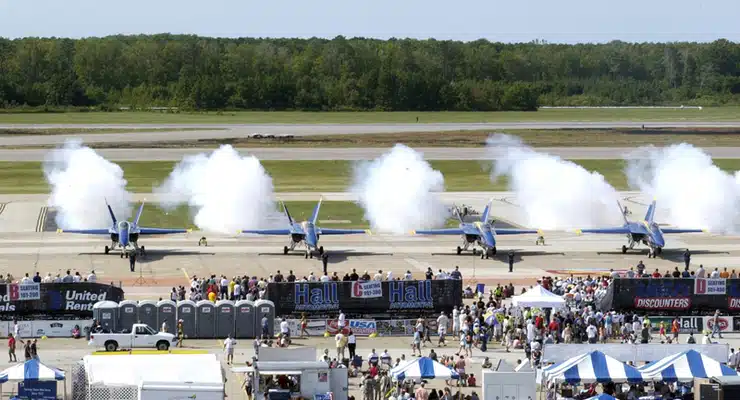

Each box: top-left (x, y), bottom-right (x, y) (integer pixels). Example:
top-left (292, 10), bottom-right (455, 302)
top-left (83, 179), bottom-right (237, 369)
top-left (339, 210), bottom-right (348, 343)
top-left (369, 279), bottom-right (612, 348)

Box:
top-left (282, 201), bottom-right (294, 225)
top-left (105, 198), bottom-right (118, 225)
top-left (480, 198), bottom-right (493, 223)
top-left (310, 197), bottom-right (323, 224)
top-left (644, 199), bottom-right (657, 224)
top-left (452, 203), bottom-right (465, 223)
top-left (134, 202), bottom-right (145, 225)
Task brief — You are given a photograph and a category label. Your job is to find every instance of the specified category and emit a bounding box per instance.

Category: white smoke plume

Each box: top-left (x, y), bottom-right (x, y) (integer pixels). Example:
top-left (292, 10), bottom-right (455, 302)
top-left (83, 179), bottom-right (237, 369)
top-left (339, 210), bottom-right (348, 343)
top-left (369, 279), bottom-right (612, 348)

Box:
top-left (350, 144), bottom-right (447, 234)
top-left (486, 134), bottom-right (622, 229)
top-left (44, 140), bottom-right (132, 229)
top-left (625, 143), bottom-right (740, 233)
top-left (154, 145), bottom-right (277, 234)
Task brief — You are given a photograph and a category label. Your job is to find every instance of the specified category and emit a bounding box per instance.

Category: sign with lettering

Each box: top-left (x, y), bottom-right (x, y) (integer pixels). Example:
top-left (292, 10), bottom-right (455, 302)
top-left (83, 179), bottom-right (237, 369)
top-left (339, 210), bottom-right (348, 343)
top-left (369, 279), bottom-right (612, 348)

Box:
top-left (695, 278), bottom-right (726, 295)
top-left (611, 278), bottom-right (740, 313)
top-left (266, 280), bottom-right (462, 317)
top-left (351, 281), bottom-right (382, 298)
top-left (0, 283), bottom-right (124, 319)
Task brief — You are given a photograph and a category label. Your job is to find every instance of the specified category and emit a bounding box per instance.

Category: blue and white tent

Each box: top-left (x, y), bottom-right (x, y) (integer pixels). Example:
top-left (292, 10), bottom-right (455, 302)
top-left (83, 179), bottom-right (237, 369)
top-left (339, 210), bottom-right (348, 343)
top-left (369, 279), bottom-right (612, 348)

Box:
top-left (542, 351), bottom-right (645, 384)
top-left (638, 349), bottom-right (738, 382)
top-left (586, 395), bottom-right (617, 400)
top-left (0, 359), bottom-right (65, 383)
top-left (390, 357), bottom-right (460, 381)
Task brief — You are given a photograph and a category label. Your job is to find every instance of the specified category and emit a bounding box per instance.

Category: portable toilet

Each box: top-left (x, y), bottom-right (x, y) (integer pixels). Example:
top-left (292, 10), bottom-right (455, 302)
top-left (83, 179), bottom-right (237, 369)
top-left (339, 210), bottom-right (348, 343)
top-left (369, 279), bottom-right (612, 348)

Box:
top-left (137, 300), bottom-right (158, 329)
top-left (254, 299), bottom-right (276, 337)
top-left (176, 300), bottom-right (197, 339)
top-left (157, 300), bottom-right (177, 333)
top-left (196, 300), bottom-right (216, 339)
top-left (118, 300), bottom-right (138, 332)
top-left (92, 301), bottom-right (119, 332)
top-left (234, 300), bottom-right (256, 339)
top-left (215, 300), bottom-right (236, 338)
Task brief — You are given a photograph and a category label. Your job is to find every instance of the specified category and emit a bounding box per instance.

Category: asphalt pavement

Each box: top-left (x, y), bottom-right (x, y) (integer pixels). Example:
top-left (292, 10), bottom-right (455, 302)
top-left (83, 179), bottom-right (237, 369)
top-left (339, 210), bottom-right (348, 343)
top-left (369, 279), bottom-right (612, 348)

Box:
top-left (2, 146), bottom-right (740, 161)
top-left (3, 121), bottom-right (740, 146)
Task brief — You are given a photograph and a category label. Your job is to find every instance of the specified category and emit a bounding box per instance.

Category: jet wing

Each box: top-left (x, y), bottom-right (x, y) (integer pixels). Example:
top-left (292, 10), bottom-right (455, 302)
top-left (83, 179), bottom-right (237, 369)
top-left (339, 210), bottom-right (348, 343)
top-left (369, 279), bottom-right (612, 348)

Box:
top-left (496, 229), bottom-right (541, 235)
top-left (56, 228), bottom-right (110, 235)
top-left (661, 228), bottom-right (707, 234)
top-left (318, 228), bottom-right (370, 235)
top-left (576, 227), bottom-right (632, 234)
top-left (241, 229), bottom-right (293, 235)
top-left (139, 228), bottom-right (191, 235)
top-left (412, 228), bottom-right (465, 235)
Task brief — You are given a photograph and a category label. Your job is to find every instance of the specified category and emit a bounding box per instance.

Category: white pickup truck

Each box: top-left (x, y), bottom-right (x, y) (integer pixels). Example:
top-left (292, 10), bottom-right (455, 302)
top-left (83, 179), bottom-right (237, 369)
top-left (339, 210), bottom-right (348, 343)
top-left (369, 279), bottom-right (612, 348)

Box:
top-left (90, 323), bottom-right (178, 352)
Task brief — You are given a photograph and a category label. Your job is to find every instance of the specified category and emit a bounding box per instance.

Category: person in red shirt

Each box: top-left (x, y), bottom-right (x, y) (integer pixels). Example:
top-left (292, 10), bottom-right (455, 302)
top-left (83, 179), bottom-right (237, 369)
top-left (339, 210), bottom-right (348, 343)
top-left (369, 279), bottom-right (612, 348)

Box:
top-left (467, 374), bottom-right (476, 387)
top-left (368, 363), bottom-right (378, 378)
top-left (8, 334), bottom-right (16, 362)
top-left (652, 269), bottom-right (662, 278)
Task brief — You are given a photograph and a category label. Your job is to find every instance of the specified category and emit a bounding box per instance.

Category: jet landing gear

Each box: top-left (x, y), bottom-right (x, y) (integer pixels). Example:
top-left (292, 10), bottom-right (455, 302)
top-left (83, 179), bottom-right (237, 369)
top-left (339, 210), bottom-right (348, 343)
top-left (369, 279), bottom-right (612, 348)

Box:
top-left (105, 246), bottom-right (110, 255)
top-left (647, 247), bottom-right (662, 259)
top-left (479, 248), bottom-right (496, 259)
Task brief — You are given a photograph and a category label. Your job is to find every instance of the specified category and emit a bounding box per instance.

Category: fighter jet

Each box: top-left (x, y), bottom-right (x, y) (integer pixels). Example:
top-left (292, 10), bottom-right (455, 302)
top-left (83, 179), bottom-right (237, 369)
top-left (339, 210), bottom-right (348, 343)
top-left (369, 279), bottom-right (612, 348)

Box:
top-left (57, 201), bottom-right (191, 258)
top-left (411, 199), bottom-right (541, 259)
top-left (576, 200), bottom-right (706, 258)
top-left (241, 198), bottom-right (370, 259)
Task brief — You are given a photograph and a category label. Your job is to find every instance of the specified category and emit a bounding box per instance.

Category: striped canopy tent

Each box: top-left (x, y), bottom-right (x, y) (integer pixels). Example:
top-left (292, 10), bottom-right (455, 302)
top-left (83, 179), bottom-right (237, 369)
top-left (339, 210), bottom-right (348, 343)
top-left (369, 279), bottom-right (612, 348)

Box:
top-left (543, 351), bottom-right (645, 384)
top-left (638, 350), bottom-right (738, 382)
top-left (0, 359), bottom-right (65, 383)
top-left (586, 395), bottom-right (617, 400)
top-left (390, 357), bottom-right (460, 381)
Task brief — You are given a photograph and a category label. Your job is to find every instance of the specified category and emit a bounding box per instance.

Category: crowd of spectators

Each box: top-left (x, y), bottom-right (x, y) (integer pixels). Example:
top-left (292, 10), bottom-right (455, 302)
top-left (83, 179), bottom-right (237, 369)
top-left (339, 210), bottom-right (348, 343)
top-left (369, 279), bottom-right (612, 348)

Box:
top-left (1, 270), bottom-right (97, 284)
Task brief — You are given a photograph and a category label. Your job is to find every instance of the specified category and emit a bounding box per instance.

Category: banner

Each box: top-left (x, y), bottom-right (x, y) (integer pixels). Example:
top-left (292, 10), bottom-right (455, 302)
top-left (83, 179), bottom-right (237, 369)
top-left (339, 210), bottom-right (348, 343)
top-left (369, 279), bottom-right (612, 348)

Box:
top-left (18, 380), bottom-right (57, 400)
top-left (704, 316), bottom-right (733, 333)
top-left (0, 319), bottom-right (92, 338)
top-left (611, 278), bottom-right (740, 312)
top-left (695, 278), bottom-right (726, 295)
top-left (266, 280), bottom-right (462, 317)
top-left (647, 316), bottom-right (703, 333)
top-left (350, 281), bottom-right (382, 298)
top-left (0, 283), bottom-right (124, 319)
top-left (326, 319), bottom-right (377, 336)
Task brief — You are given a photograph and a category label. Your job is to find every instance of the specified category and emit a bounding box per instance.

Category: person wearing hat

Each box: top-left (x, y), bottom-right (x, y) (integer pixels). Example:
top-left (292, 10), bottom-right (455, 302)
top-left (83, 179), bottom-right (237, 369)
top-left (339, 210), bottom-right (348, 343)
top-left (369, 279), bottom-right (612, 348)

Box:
top-left (177, 319), bottom-right (184, 347)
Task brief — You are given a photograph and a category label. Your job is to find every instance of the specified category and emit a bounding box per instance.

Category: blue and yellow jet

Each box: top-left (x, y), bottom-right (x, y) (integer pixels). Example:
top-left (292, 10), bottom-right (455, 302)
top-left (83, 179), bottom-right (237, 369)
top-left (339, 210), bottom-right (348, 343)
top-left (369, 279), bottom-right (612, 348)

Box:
top-left (57, 201), bottom-right (191, 259)
top-left (411, 199), bottom-right (541, 259)
top-left (241, 198), bottom-right (370, 259)
top-left (576, 200), bottom-right (707, 258)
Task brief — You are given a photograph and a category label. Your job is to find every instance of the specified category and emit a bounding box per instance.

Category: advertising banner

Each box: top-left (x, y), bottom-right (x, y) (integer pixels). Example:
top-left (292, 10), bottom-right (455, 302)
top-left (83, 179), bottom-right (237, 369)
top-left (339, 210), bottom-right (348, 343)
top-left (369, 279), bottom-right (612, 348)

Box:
top-left (0, 283), bottom-right (124, 319)
top-left (704, 316), bottom-right (734, 333)
top-left (0, 319), bottom-right (93, 338)
top-left (350, 281), bottom-right (382, 298)
top-left (647, 316), bottom-right (703, 333)
top-left (18, 380), bottom-right (57, 400)
top-left (611, 278), bottom-right (740, 312)
top-left (694, 278), bottom-right (726, 295)
top-left (266, 280), bottom-right (462, 316)
top-left (326, 319), bottom-right (377, 336)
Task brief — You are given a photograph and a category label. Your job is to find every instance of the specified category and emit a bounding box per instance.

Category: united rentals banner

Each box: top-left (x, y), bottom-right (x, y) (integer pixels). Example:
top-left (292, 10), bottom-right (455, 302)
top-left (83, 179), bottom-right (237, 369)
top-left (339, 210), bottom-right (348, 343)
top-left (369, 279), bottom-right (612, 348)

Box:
top-left (613, 278), bottom-right (740, 313)
top-left (266, 280), bottom-right (463, 317)
top-left (0, 283), bottom-right (124, 319)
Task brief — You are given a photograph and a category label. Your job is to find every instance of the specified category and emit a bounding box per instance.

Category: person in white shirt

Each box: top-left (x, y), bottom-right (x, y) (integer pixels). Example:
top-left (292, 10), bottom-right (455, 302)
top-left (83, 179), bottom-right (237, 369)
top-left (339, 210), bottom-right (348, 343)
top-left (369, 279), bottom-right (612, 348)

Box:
top-left (233, 284), bottom-right (242, 299)
top-left (710, 268), bottom-right (720, 278)
top-left (586, 324), bottom-right (598, 343)
top-left (696, 265), bottom-right (706, 278)
top-left (437, 312), bottom-right (449, 345)
top-left (223, 335), bottom-right (237, 364)
top-left (386, 271), bottom-right (393, 281)
top-left (380, 349), bottom-right (391, 366)
top-left (702, 332), bottom-right (712, 344)
top-left (20, 273), bottom-right (32, 284)
top-left (526, 321), bottom-right (535, 342)
top-left (308, 272), bottom-right (317, 282)
top-left (404, 270), bottom-right (413, 280)
top-left (280, 318), bottom-right (290, 339)
top-left (42, 273), bottom-right (52, 283)
top-left (373, 270), bottom-right (383, 281)
top-left (338, 312), bottom-right (346, 330)
top-left (452, 307), bottom-right (460, 338)
top-left (87, 271), bottom-right (97, 282)
top-left (320, 274), bottom-right (330, 282)
top-left (72, 272), bottom-right (81, 283)
top-left (347, 330), bottom-right (357, 359)
top-left (335, 332), bottom-right (346, 359)
top-left (367, 349), bottom-right (378, 366)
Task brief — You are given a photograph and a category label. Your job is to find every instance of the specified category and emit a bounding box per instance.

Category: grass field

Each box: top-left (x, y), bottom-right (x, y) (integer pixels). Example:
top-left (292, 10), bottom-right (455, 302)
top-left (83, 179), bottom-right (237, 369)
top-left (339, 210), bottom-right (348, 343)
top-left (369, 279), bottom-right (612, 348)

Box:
top-left (0, 108), bottom-right (738, 124)
top-left (0, 128), bottom-right (226, 136)
top-left (77, 128), bottom-right (740, 149)
top-left (6, 159), bottom-right (740, 194)
top-left (135, 201), bottom-right (372, 229)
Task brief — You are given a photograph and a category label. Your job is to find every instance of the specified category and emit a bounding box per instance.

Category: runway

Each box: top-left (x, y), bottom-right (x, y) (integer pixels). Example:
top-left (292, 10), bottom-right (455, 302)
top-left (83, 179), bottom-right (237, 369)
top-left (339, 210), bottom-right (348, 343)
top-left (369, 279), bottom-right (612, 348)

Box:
top-left (3, 121), bottom-right (740, 147)
top-left (3, 146), bottom-right (740, 161)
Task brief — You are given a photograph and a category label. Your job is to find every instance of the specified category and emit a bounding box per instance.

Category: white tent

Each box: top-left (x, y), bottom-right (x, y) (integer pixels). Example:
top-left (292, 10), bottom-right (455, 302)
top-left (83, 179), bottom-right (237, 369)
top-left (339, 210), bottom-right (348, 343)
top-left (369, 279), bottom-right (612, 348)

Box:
top-left (512, 285), bottom-right (565, 308)
top-left (0, 359), bottom-right (65, 383)
top-left (83, 354), bottom-right (223, 388)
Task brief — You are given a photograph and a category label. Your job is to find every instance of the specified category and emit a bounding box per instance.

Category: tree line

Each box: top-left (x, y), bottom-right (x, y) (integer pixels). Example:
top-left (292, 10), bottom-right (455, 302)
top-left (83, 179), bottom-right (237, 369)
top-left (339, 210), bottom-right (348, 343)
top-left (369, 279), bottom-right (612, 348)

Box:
top-left (0, 35), bottom-right (738, 111)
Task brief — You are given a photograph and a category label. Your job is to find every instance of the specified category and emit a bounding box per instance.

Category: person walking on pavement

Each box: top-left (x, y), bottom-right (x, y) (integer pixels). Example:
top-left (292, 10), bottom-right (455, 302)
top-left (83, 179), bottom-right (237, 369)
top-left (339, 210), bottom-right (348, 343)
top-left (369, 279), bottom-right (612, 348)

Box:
top-left (223, 335), bottom-right (237, 364)
top-left (177, 320), bottom-right (184, 347)
top-left (711, 310), bottom-right (723, 339)
top-left (684, 249), bottom-right (691, 268)
top-left (508, 251), bottom-right (515, 272)
top-left (7, 334), bottom-right (16, 362)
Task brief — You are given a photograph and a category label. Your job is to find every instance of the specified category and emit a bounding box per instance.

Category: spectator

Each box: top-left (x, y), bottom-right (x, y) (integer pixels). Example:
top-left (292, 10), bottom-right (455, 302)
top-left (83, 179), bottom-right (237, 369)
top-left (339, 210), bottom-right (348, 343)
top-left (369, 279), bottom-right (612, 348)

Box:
top-left (32, 272), bottom-right (41, 283)
top-left (696, 264), bottom-right (706, 278)
top-left (721, 268), bottom-right (730, 279)
top-left (711, 268), bottom-right (720, 278)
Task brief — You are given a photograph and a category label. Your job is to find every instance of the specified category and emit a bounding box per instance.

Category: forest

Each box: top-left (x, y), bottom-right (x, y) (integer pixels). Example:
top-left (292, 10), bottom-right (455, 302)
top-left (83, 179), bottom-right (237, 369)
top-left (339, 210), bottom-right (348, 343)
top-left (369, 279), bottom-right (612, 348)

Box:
top-left (0, 35), bottom-right (739, 111)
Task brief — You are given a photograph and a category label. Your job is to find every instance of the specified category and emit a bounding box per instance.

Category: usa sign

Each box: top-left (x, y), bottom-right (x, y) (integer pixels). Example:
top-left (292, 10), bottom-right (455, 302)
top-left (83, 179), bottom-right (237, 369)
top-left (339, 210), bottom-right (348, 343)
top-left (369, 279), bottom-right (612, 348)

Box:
top-left (704, 316), bottom-right (734, 333)
top-left (326, 319), bottom-right (377, 336)
top-left (694, 278), bottom-right (726, 295)
top-left (350, 281), bottom-right (382, 298)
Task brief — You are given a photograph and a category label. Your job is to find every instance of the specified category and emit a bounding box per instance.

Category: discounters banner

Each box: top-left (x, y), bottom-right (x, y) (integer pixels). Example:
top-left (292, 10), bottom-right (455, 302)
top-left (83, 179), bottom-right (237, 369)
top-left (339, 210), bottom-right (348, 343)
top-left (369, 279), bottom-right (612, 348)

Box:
top-left (0, 283), bottom-right (124, 319)
top-left (266, 280), bottom-right (462, 317)
top-left (613, 278), bottom-right (740, 313)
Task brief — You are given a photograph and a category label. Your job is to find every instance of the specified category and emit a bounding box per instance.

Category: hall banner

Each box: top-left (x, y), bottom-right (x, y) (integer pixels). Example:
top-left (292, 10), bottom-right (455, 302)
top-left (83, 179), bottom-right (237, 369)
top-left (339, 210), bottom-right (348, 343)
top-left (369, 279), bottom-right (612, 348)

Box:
top-left (612, 278), bottom-right (740, 313)
top-left (265, 280), bottom-right (463, 317)
top-left (0, 283), bottom-right (124, 319)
